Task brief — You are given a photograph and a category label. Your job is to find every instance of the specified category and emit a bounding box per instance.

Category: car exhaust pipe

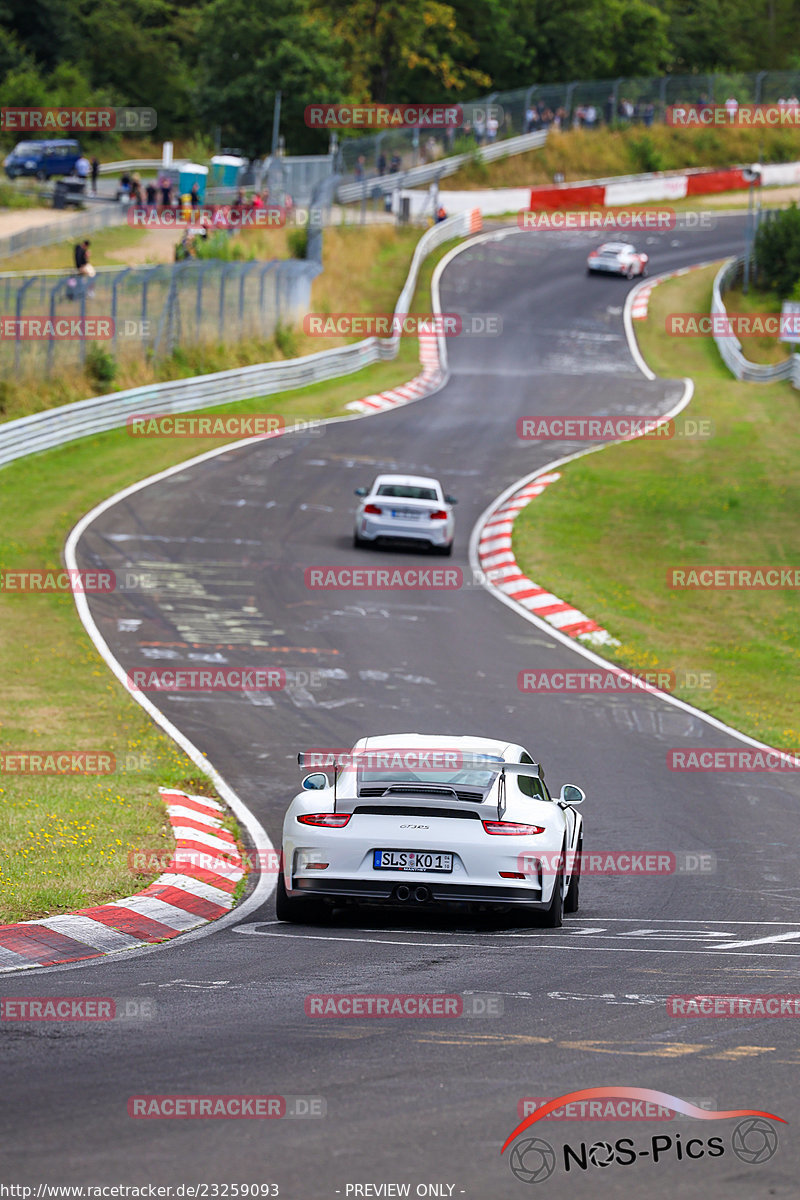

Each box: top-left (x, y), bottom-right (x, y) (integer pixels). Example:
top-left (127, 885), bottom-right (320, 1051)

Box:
top-left (395, 885), bottom-right (411, 902)
top-left (413, 886), bottom-right (430, 903)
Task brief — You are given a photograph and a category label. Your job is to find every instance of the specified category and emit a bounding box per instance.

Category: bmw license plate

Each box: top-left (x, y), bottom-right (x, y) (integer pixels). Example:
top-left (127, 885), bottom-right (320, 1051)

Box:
top-left (373, 849), bottom-right (453, 872)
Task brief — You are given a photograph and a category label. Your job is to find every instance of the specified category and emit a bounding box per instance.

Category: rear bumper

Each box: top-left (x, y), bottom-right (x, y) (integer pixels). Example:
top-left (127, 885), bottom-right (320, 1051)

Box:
top-left (293, 876), bottom-right (546, 908)
top-left (357, 516), bottom-right (452, 547)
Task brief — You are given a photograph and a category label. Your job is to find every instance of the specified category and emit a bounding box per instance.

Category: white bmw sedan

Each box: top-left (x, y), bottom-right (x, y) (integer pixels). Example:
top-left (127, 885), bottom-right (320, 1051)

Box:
top-left (278, 734), bottom-right (585, 927)
top-left (353, 474), bottom-right (456, 555)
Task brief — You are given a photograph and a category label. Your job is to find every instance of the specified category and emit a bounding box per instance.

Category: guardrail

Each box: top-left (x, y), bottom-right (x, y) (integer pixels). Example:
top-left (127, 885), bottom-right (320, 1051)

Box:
top-left (0, 208), bottom-right (480, 470)
top-left (336, 130), bottom-right (547, 203)
top-left (712, 257), bottom-right (798, 384)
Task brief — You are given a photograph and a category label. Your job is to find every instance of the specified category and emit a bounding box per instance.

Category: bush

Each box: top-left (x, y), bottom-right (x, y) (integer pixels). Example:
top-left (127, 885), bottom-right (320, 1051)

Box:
top-left (628, 134), bottom-right (666, 174)
top-left (287, 228), bottom-right (308, 259)
top-left (755, 204), bottom-right (800, 299)
top-left (85, 343), bottom-right (117, 387)
top-left (273, 324), bottom-right (299, 357)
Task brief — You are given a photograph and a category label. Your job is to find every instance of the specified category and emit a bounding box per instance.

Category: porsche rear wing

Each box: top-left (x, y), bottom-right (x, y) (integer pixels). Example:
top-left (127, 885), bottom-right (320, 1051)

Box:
top-left (297, 751), bottom-right (540, 818)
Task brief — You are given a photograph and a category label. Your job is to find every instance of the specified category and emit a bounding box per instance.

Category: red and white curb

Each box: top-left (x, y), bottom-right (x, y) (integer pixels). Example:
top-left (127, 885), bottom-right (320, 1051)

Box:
top-left (346, 331), bottom-right (444, 415)
top-left (630, 259), bottom-right (720, 322)
top-left (477, 473), bottom-right (619, 647)
top-left (0, 788), bottom-right (244, 972)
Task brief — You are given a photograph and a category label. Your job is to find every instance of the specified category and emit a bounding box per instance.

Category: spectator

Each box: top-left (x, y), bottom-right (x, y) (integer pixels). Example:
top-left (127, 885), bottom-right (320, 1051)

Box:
top-left (389, 152), bottom-right (401, 173)
top-left (435, 205), bottom-right (447, 223)
top-left (90, 155), bottom-right (100, 194)
top-left (473, 115), bottom-right (486, 143)
top-left (251, 191), bottom-right (263, 209)
top-left (642, 102), bottom-right (655, 127)
top-left (354, 154), bottom-right (366, 180)
top-left (74, 240), bottom-right (87, 271)
top-left (78, 240), bottom-right (95, 295)
top-left (75, 153), bottom-right (91, 181)
top-left (584, 104), bottom-right (597, 128)
top-left (377, 151), bottom-right (387, 176)
top-left (725, 95), bottom-right (739, 116)
top-left (145, 180), bottom-right (158, 207)
top-left (160, 176), bottom-right (172, 207)
top-left (605, 95), bottom-right (615, 125)
top-left (525, 106), bottom-right (536, 132)
top-left (190, 181), bottom-right (200, 208)
top-left (486, 113), bottom-right (499, 142)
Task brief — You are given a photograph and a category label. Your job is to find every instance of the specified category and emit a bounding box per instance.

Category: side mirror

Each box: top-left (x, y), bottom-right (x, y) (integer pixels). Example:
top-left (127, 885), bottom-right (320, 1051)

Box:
top-left (559, 784), bottom-right (585, 805)
top-left (354, 486), bottom-right (368, 497)
top-left (445, 495), bottom-right (458, 505)
top-left (302, 772), bottom-right (329, 790)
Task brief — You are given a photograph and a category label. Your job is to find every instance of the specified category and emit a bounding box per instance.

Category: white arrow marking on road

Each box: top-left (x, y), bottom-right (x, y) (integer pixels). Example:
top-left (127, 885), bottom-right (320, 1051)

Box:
top-left (715, 930), bottom-right (800, 950)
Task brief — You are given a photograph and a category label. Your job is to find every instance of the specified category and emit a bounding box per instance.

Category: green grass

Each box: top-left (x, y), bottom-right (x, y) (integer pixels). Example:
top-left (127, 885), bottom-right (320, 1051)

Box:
top-left (0, 238), bottom-right (456, 922)
top-left (722, 281), bottom-right (791, 364)
top-left (512, 263), bottom-right (800, 750)
top-left (448, 124), bottom-right (800, 188)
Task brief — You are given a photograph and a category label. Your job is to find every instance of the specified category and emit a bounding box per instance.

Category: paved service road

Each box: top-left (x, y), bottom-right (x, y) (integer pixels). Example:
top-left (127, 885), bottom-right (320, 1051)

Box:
top-left (4, 216), bottom-right (798, 1198)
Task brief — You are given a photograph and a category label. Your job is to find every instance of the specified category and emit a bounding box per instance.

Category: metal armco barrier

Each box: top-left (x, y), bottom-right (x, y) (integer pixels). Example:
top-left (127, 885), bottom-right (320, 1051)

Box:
top-left (712, 257), bottom-right (798, 384)
top-left (0, 209), bottom-right (480, 470)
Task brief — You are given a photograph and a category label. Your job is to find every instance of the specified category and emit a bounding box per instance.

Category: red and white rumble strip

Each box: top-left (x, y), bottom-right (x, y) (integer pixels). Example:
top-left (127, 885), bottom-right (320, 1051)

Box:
top-left (477, 473), bottom-right (619, 647)
top-left (346, 210), bottom-right (482, 415)
top-left (0, 788), bottom-right (244, 973)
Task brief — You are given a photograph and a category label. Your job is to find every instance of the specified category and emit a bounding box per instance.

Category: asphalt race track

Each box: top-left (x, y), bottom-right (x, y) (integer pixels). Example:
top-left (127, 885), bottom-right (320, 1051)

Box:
top-left (5, 214), bottom-right (800, 1198)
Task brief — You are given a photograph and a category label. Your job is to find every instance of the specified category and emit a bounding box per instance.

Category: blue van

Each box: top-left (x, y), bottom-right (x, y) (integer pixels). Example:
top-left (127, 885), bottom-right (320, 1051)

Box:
top-left (3, 139), bottom-right (82, 180)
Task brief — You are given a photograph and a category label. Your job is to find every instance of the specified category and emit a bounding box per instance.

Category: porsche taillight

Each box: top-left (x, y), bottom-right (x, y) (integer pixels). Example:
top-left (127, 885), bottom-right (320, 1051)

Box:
top-left (482, 820), bottom-right (546, 835)
top-left (297, 813), bottom-right (352, 827)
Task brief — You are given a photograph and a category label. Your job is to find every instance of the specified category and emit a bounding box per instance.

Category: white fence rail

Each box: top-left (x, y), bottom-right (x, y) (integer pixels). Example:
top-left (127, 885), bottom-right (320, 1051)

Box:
top-left (336, 131), bottom-right (547, 203)
top-left (0, 209), bottom-right (480, 470)
top-left (712, 258), bottom-right (798, 384)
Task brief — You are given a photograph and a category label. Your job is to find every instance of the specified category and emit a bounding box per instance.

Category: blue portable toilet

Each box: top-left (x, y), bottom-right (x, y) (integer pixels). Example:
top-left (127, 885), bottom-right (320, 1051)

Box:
top-left (178, 162), bottom-right (208, 201)
top-left (210, 155), bottom-right (246, 188)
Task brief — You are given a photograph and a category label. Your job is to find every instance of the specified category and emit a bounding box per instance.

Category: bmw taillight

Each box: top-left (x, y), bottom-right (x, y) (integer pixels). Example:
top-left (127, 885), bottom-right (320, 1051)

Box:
top-left (297, 813), bottom-right (351, 827)
top-left (364, 503), bottom-right (382, 515)
top-left (482, 820), bottom-right (546, 835)
top-left (429, 510), bottom-right (448, 520)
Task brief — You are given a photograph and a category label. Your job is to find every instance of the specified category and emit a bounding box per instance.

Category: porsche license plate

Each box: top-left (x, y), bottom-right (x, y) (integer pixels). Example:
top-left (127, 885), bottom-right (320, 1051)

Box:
top-left (373, 850), bottom-right (453, 872)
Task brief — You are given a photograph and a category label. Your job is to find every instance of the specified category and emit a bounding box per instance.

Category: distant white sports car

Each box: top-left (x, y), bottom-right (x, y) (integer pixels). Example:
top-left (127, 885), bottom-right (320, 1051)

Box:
top-left (353, 473), bottom-right (456, 555)
top-left (587, 241), bottom-right (648, 278)
top-left (277, 733), bottom-right (585, 927)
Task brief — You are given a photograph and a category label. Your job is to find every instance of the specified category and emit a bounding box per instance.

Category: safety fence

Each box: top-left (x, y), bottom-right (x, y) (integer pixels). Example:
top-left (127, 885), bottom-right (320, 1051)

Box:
top-left (712, 256), bottom-right (799, 385)
top-left (1, 257), bottom-right (321, 377)
top-left (0, 209), bottom-right (481, 469)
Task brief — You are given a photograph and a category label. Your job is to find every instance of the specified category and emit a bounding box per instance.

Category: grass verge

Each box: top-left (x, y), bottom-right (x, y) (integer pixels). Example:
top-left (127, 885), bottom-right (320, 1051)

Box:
top-left (0, 223), bottom-right (423, 423)
top-left (0, 232), bottom-right (456, 923)
top-left (512, 262), bottom-right (800, 749)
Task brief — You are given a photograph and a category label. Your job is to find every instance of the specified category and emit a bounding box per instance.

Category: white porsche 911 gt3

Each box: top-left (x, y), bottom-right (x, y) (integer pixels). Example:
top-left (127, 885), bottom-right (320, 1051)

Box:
top-left (277, 733), bottom-right (585, 927)
top-left (586, 241), bottom-right (648, 278)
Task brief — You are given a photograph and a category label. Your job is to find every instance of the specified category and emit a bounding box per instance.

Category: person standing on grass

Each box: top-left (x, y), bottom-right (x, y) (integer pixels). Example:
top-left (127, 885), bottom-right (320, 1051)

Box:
top-left (90, 156), bottom-right (100, 194)
top-left (74, 240), bottom-right (87, 271)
